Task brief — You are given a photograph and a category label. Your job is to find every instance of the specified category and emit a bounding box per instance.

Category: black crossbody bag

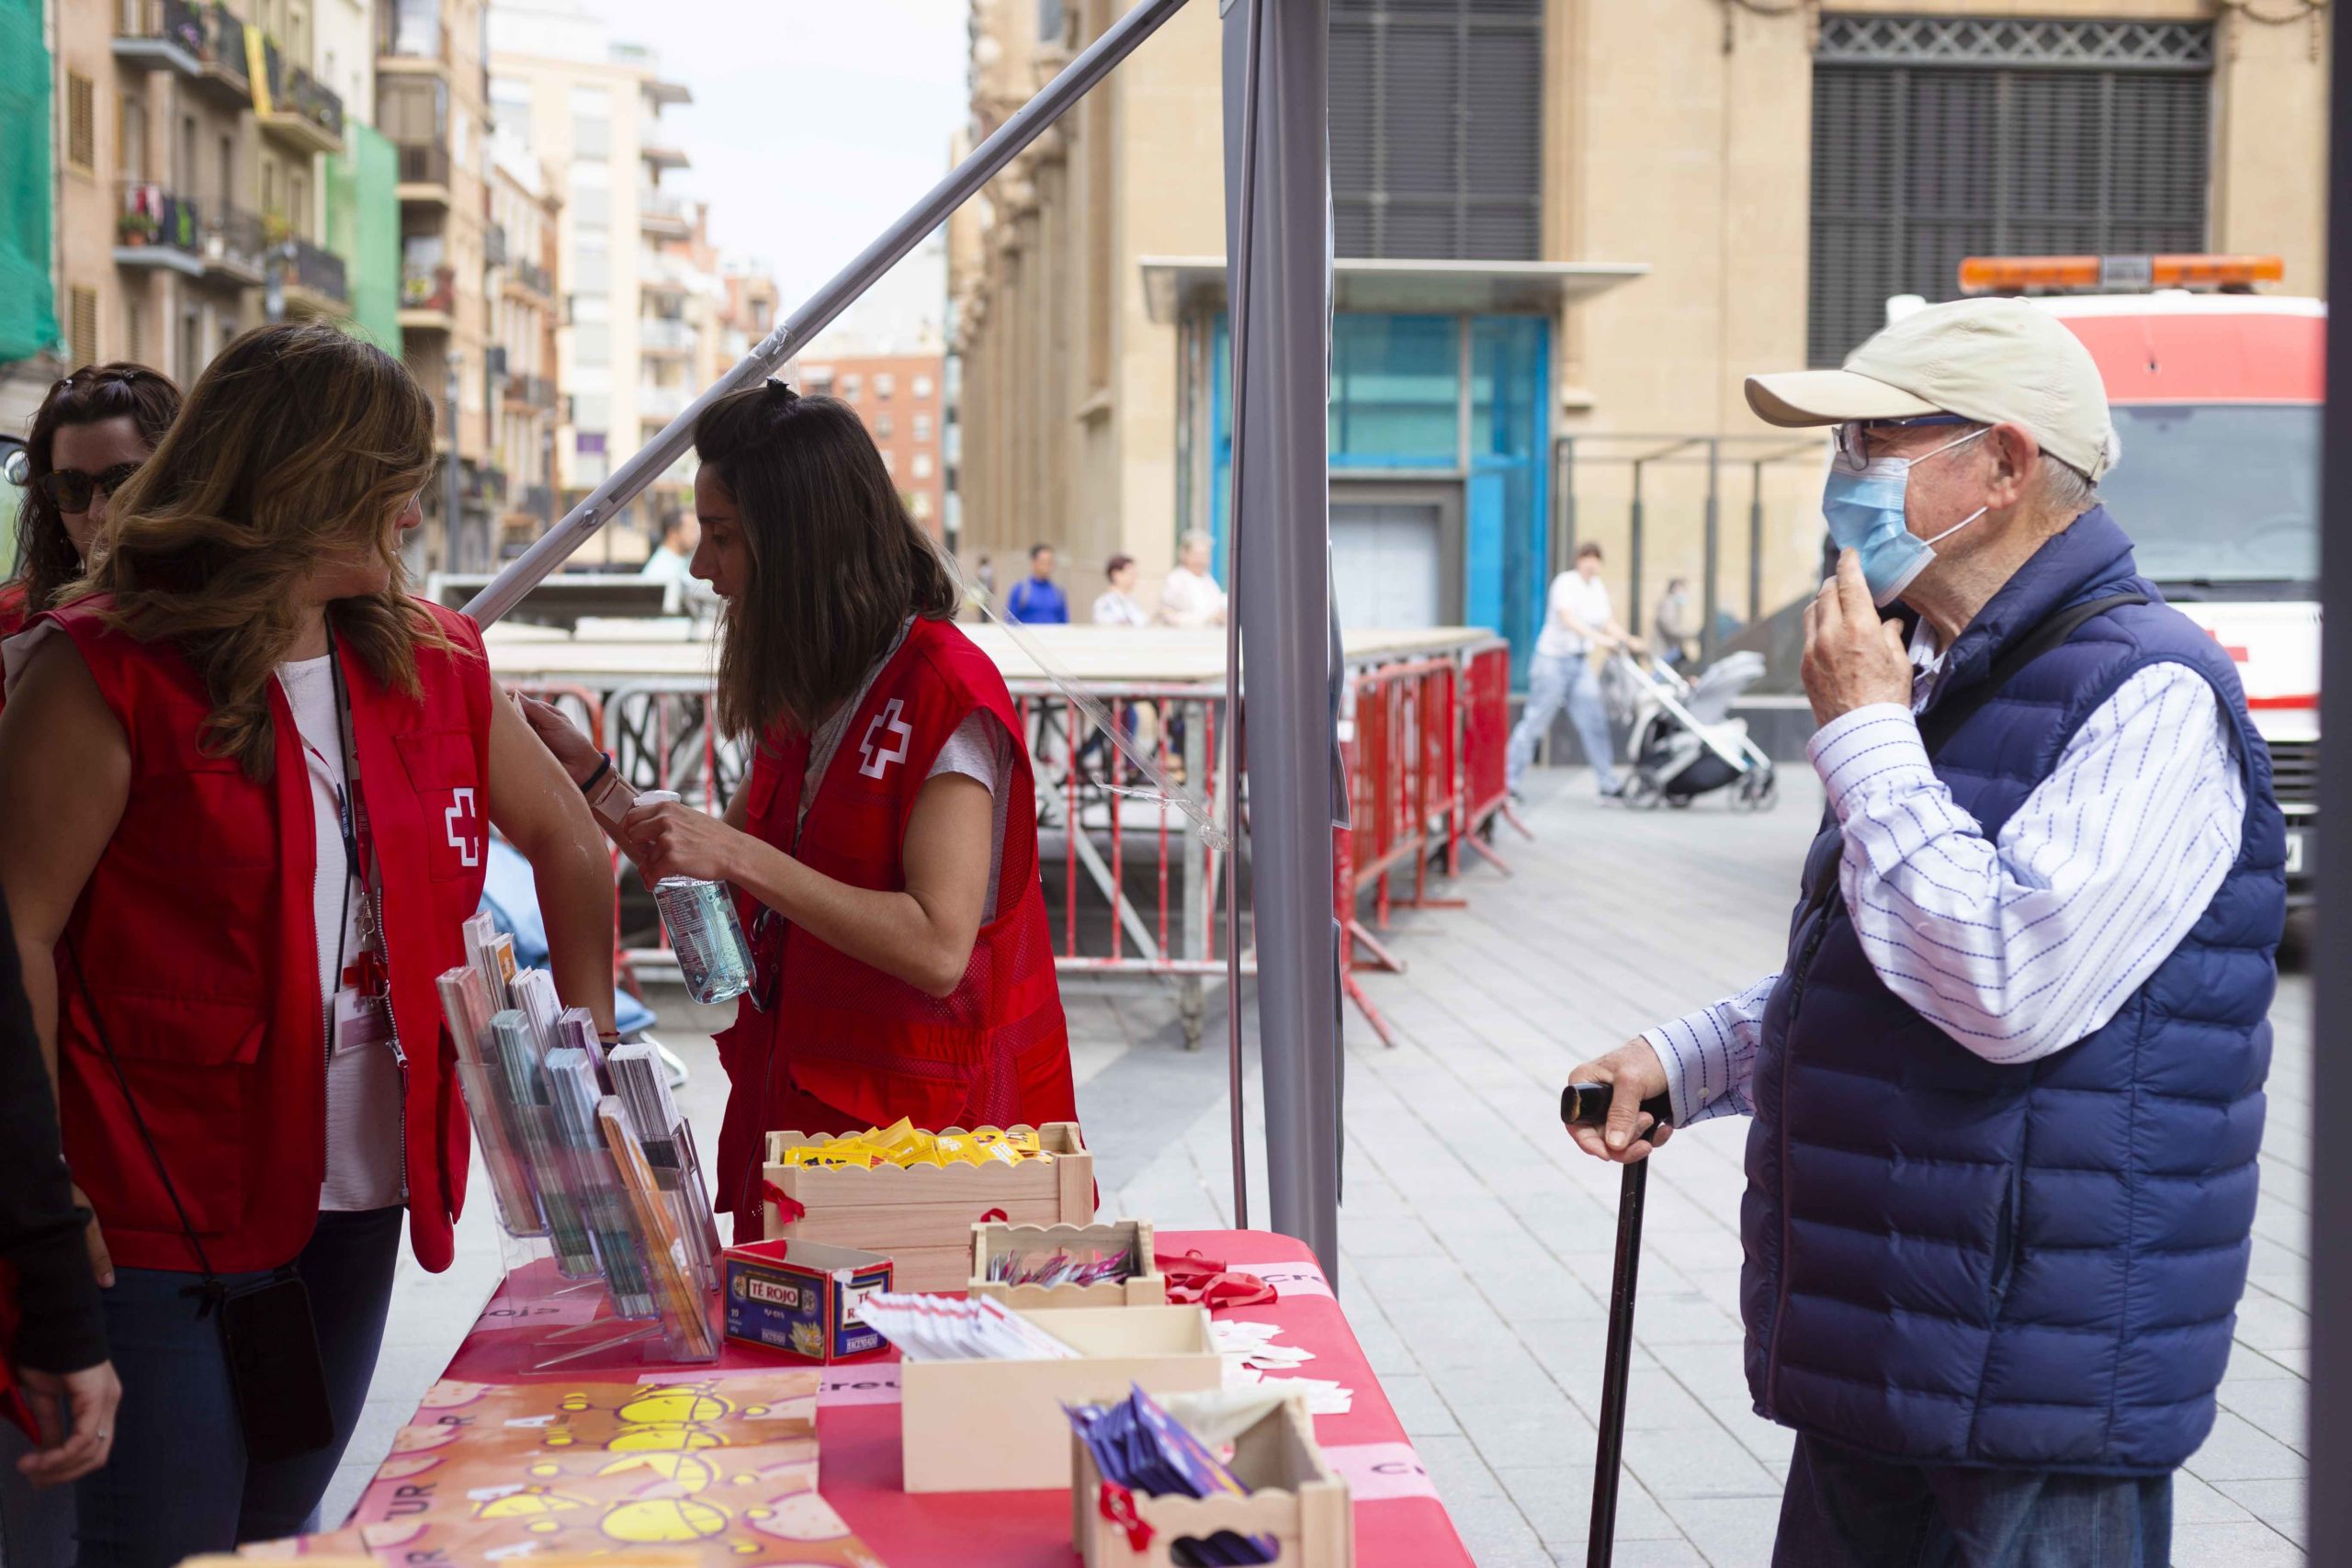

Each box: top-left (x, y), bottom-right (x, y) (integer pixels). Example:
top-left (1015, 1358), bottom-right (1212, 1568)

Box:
top-left (63, 938), bottom-right (337, 1465)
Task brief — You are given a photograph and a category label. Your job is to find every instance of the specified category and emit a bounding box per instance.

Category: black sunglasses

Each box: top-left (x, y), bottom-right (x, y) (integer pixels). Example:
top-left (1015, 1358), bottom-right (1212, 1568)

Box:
top-left (37, 462), bottom-right (142, 512)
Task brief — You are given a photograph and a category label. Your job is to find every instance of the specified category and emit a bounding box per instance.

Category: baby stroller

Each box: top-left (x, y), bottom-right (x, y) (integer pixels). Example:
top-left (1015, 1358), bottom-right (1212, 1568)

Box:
top-left (1604, 649), bottom-right (1778, 811)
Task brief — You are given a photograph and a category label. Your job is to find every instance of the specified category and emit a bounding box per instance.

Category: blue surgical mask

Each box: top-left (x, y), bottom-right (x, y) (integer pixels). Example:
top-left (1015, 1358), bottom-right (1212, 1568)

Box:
top-left (1821, 428), bottom-right (1989, 605)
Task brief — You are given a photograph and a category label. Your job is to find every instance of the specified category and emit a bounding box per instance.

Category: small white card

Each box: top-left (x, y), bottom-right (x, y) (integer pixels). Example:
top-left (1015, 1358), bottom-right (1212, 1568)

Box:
top-left (333, 987), bottom-right (392, 1056)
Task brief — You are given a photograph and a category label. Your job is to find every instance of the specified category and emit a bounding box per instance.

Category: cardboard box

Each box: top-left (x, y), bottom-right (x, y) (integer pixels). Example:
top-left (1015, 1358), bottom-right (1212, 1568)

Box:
top-left (899, 1304), bottom-right (1221, 1493)
top-left (1070, 1397), bottom-right (1354, 1568)
top-left (969, 1218), bottom-right (1167, 1309)
top-left (761, 1122), bottom-right (1094, 1292)
top-left (721, 1238), bottom-right (893, 1362)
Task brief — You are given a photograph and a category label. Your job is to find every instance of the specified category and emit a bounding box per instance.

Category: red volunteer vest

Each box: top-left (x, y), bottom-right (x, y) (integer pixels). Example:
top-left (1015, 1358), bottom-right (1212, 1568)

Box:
top-left (712, 615), bottom-right (1076, 1224)
top-left (0, 581), bottom-right (28, 721)
top-left (42, 596), bottom-right (492, 1274)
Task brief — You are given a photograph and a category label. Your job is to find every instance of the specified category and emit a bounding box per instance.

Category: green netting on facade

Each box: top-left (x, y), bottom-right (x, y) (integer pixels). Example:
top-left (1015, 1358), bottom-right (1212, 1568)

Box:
top-left (331, 122), bottom-right (402, 355)
top-left (0, 0), bottom-right (58, 362)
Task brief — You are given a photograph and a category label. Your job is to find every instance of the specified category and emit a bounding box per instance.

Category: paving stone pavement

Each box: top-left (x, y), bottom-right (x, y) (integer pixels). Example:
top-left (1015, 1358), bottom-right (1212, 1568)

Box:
top-left (330, 766), bottom-right (2314, 1565)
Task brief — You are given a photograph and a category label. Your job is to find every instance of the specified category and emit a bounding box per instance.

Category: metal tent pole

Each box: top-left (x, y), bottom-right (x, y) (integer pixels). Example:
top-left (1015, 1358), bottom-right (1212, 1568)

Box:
top-left (463, 0), bottom-right (1195, 627)
top-left (1223, 0), bottom-right (1340, 1277)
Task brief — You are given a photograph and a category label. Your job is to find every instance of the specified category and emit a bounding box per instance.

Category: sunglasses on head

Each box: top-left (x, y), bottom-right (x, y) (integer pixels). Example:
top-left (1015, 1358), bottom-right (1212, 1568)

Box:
top-left (37, 462), bottom-right (143, 513)
top-left (1830, 412), bottom-right (1975, 472)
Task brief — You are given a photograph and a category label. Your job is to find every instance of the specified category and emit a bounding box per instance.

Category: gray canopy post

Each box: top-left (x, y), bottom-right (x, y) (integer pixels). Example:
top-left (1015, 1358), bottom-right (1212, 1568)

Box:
top-left (1223, 0), bottom-right (1340, 1280)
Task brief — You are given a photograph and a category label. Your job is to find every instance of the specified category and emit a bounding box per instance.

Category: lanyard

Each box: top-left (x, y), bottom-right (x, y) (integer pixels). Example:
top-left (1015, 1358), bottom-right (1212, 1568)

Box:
top-left (322, 626), bottom-right (395, 1016)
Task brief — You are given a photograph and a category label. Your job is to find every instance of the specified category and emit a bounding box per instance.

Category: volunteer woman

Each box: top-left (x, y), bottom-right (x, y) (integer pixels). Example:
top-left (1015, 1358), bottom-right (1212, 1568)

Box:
top-left (0, 322), bottom-right (616, 1565)
top-left (524, 380), bottom-right (1077, 1238)
top-left (1, 364), bottom-right (182, 649)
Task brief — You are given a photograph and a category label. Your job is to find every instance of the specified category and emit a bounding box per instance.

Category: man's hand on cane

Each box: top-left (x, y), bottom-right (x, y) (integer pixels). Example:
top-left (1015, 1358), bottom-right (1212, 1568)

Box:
top-left (1562, 1038), bottom-right (1675, 1164)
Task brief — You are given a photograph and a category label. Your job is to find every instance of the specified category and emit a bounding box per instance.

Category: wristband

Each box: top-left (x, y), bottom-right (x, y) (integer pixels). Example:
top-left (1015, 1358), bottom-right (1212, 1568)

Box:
top-left (580, 752), bottom-right (613, 794)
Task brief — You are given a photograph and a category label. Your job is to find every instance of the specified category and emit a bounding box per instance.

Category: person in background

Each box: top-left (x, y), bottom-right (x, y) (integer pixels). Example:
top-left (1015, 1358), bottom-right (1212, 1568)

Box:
top-left (1653, 577), bottom-right (1697, 668)
top-left (639, 509), bottom-right (698, 614)
top-left (1566, 298), bottom-right (2279, 1568)
top-left (0, 322), bottom-right (616, 1566)
top-left (520, 383), bottom-right (1077, 1243)
top-left (1091, 554), bottom-right (1148, 626)
top-left (2, 365), bottom-right (182, 651)
top-left (974, 554), bottom-right (997, 604)
top-left (1155, 530), bottom-right (1227, 627)
top-left (1506, 541), bottom-right (1640, 798)
top-left (1003, 542), bottom-right (1069, 625)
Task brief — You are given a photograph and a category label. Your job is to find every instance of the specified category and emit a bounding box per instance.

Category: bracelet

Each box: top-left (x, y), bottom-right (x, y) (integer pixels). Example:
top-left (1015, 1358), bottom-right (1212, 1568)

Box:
top-left (580, 752), bottom-right (613, 795)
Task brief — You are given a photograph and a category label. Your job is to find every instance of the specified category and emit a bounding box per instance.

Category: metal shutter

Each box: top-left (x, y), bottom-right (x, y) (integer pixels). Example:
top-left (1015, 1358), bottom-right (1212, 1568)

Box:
top-left (1330, 0), bottom-right (1542, 260)
top-left (1807, 17), bottom-right (2213, 367)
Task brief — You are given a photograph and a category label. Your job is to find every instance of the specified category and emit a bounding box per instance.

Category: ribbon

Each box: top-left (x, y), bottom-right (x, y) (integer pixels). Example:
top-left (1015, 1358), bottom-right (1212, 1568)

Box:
top-left (761, 1182), bottom-right (807, 1226)
top-left (979, 1207), bottom-right (1009, 1224)
top-left (1155, 1250), bottom-right (1277, 1310)
top-left (1097, 1481), bottom-right (1154, 1551)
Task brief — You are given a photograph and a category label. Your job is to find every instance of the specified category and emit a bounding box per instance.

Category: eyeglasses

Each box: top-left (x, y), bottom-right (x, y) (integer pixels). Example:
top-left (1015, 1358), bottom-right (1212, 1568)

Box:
top-left (37, 462), bottom-right (143, 513)
top-left (1831, 412), bottom-right (1975, 472)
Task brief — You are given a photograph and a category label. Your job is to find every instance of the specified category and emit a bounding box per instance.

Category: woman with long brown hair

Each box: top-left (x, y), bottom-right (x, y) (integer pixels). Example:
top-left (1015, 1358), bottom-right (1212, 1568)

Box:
top-left (2, 365), bottom-right (182, 649)
top-left (524, 381), bottom-right (1078, 1239)
top-left (0, 322), bottom-right (616, 1564)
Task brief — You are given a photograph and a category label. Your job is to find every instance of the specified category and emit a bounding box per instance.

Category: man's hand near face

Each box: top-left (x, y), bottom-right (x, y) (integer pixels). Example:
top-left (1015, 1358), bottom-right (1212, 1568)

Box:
top-left (1802, 550), bottom-right (1916, 728)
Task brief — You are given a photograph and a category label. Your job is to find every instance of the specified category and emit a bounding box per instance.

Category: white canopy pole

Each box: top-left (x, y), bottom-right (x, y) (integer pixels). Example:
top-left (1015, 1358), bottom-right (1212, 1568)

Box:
top-left (464, 0), bottom-right (1196, 627)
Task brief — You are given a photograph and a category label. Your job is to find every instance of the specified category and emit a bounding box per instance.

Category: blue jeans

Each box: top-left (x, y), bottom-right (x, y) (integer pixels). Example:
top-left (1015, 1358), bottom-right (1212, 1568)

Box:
top-left (1505, 650), bottom-right (1617, 793)
top-left (73, 1206), bottom-right (404, 1567)
top-left (1774, 1434), bottom-right (2173, 1568)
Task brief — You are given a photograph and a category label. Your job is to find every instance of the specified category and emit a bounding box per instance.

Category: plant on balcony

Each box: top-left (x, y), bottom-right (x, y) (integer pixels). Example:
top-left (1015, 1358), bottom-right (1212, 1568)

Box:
top-left (118, 209), bottom-right (159, 245)
top-left (263, 209), bottom-right (293, 246)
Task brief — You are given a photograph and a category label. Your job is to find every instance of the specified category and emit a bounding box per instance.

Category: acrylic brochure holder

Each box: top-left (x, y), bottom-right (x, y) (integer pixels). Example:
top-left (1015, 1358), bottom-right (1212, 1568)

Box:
top-left (441, 914), bottom-right (721, 1373)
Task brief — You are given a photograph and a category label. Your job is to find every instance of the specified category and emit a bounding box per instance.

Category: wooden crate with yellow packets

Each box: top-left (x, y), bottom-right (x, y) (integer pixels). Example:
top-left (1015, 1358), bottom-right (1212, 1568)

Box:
top-left (760, 1120), bottom-right (1094, 1292)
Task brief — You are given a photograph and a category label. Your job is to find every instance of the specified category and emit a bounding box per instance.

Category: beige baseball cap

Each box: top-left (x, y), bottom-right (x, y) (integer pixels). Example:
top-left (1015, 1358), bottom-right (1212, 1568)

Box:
top-left (1745, 297), bottom-right (2120, 480)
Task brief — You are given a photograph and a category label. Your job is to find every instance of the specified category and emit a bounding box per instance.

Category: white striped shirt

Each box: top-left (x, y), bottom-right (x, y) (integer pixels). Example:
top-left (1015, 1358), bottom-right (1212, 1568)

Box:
top-left (1645, 626), bottom-right (2245, 1126)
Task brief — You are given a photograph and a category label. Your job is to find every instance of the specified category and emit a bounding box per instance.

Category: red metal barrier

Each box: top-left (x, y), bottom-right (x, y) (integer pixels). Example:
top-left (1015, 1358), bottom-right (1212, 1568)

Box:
top-left (1456, 641), bottom-right (1523, 873)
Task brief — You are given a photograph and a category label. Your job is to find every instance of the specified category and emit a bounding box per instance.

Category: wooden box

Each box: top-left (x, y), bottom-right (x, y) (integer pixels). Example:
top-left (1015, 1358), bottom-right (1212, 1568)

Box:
top-left (899, 1304), bottom-right (1221, 1493)
top-left (760, 1122), bottom-right (1093, 1293)
top-left (1071, 1397), bottom-right (1354, 1568)
top-left (969, 1219), bottom-right (1167, 1310)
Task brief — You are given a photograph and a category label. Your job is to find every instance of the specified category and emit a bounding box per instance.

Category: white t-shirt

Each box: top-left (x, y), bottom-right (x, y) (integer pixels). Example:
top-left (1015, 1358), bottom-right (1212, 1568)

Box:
top-left (1092, 589), bottom-right (1148, 627)
top-left (1535, 570), bottom-right (1613, 660)
top-left (1155, 565), bottom-right (1227, 627)
top-left (277, 654), bottom-right (405, 1213)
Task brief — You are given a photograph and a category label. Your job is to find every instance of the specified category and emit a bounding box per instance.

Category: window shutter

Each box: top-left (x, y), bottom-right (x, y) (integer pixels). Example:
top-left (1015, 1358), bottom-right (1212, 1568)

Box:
top-left (68, 287), bottom-right (97, 371)
top-left (1807, 17), bottom-right (2213, 367)
top-left (65, 73), bottom-right (95, 172)
top-left (1329, 0), bottom-right (1542, 260)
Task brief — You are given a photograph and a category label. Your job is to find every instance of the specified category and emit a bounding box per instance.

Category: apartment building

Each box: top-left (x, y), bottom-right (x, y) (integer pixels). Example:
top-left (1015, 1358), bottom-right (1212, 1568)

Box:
top-left (380, 0), bottom-right (498, 570)
top-left (797, 342), bottom-right (949, 540)
top-left (491, 135), bottom-right (560, 553)
top-left (955, 0), bottom-right (2331, 671)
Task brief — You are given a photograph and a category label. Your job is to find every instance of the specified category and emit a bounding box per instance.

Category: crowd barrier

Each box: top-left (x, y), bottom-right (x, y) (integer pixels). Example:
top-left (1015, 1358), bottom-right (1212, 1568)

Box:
top-left (507, 635), bottom-right (1522, 1052)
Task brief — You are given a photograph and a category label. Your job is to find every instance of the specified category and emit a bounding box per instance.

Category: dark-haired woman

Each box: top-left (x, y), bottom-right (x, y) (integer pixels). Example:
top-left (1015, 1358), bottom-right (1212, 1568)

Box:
top-left (0, 366), bottom-right (182, 683)
top-left (525, 382), bottom-right (1077, 1239)
top-left (0, 323), bottom-right (616, 1564)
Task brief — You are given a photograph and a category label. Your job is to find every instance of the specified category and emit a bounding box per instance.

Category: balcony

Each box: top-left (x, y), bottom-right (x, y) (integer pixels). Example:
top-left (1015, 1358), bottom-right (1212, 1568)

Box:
top-left (395, 140), bottom-right (450, 203)
top-left (504, 374), bottom-right (557, 411)
top-left (113, 181), bottom-right (203, 276)
top-left (114, 0), bottom-right (251, 108)
top-left (400, 263), bottom-right (456, 330)
top-left (257, 37), bottom-right (346, 155)
top-left (640, 140), bottom-right (690, 174)
top-left (639, 187), bottom-right (691, 239)
top-left (274, 236), bottom-right (348, 315)
top-left (640, 315), bottom-right (695, 356)
top-left (502, 258), bottom-right (554, 300)
top-left (638, 382), bottom-right (691, 421)
top-left (199, 206), bottom-right (267, 287)
top-left (376, 0), bottom-right (444, 66)
top-left (485, 223), bottom-right (508, 267)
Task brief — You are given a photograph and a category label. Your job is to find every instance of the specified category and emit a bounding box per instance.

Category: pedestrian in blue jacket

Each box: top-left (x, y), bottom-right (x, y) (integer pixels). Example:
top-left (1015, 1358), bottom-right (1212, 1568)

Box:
top-left (1566, 298), bottom-right (2283, 1568)
top-left (1003, 542), bottom-right (1069, 625)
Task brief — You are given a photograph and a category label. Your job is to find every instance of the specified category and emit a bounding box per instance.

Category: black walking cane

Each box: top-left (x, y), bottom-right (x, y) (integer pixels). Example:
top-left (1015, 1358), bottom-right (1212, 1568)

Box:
top-left (1561, 1082), bottom-right (1674, 1568)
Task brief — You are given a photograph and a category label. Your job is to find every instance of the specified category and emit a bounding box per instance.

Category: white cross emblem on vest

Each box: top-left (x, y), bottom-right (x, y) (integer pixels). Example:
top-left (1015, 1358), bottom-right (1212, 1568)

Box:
top-left (445, 786), bottom-right (481, 867)
top-left (858, 699), bottom-right (913, 779)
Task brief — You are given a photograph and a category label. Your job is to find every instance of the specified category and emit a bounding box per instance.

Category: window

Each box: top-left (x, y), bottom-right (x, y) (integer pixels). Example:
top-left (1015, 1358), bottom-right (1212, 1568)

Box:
top-left (874, 412), bottom-right (894, 438)
top-left (1807, 16), bottom-right (2213, 366)
top-left (875, 372), bottom-right (895, 400)
top-left (65, 73), bottom-right (94, 172)
top-left (910, 490), bottom-right (933, 520)
top-left (177, 310), bottom-right (199, 385)
top-left (913, 374), bottom-right (933, 399)
top-left (913, 452), bottom-right (933, 479)
top-left (842, 373), bottom-right (862, 400)
top-left (881, 448), bottom-right (896, 475)
top-left (492, 77), bottom-right (532, 141)
top-left (1328, 314), bottom-right (1462, 466)
top-left (123, 297), bottom-right (141, 365)
top-left (573, 321), bottom-right (610, 367)
top-left (1329, 0), bottom-right (1544, 260)
top-left (119, 96), bottom-right (146, 181)
top-left (913, 413), bottom-right (932, 442)
top-left (67, 287), bottom-right (96, 370)
top-left (571, 86), bottom-right (612, 160)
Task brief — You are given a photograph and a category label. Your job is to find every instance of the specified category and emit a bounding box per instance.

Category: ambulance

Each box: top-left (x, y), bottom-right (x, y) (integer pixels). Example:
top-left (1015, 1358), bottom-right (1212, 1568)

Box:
top-left (1963, 255), bottom-right (2321, 906)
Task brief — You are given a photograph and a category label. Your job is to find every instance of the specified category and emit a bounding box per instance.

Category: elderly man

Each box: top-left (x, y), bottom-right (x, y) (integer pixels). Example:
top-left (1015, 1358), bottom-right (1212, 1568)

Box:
top-left (1565, 298), bottom-right (2283, 1567)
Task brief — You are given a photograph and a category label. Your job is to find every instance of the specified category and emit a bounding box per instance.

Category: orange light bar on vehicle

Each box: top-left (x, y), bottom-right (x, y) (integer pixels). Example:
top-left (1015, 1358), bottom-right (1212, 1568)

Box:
top-left (1957, 254), bottom-right (2285, 295)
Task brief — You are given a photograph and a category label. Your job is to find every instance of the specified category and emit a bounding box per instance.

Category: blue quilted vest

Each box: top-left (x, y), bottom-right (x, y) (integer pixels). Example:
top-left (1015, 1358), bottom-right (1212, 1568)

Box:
top-left (1743, 507), bottom-right (2284, 1474)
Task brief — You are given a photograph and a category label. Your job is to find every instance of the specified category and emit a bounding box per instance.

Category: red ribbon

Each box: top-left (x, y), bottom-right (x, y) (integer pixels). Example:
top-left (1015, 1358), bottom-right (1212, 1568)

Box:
top-left (1154, 1251), bottom-right (1276, 1310)
top-left (979, 1207), bottom-right (1009, 1224)
top-left (1097, 1481), bottom-right (1154, 1551)
top-left (761, 1182), bottom-right (806, 1226)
